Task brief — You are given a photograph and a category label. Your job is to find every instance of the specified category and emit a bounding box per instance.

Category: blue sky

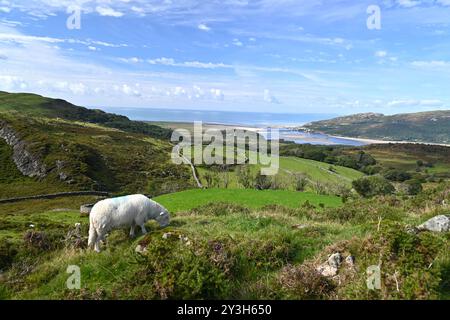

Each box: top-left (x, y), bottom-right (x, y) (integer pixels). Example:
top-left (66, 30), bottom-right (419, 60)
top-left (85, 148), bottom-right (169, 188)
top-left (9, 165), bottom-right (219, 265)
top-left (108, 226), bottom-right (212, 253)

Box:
top-left (1, 0), bottom-right (450, 114)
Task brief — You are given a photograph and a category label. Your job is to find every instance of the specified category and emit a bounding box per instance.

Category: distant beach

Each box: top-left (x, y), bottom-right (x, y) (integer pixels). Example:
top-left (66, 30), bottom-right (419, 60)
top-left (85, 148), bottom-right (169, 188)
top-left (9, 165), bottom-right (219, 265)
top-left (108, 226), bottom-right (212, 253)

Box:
top-left (97, 107), bottom-right (366, 145)
top-left (96, 106), bottom-right (450, 146)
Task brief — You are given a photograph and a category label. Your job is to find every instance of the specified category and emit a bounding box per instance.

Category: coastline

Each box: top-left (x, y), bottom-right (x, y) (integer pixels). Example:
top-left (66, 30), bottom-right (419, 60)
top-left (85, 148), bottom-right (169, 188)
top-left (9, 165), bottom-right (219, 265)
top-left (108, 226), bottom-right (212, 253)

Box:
top-left (326, 134), bottom-right (450, 147)
top-left (148, 120), bottom-right (450, 147)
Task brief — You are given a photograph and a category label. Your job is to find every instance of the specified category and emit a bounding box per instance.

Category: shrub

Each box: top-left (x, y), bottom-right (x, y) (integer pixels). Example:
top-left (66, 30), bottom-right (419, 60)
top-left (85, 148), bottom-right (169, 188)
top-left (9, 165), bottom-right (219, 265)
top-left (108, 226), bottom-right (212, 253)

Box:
top-left (132, 234), bottom-right (232, 299)
top-left (352, 175), bottom-right (395, 198)
top-left (237, 166), bottom-right (254, 189)
top-left (383, 169), bottom-right (412, 182)
top-left (254, 173), bottom-right (272, 190)
top-left (402, 179), bottom-right (423, 196)
top-left (278, 263), bottom-right (336, 299)
top-left (293, 173), bottom-right (309, 192)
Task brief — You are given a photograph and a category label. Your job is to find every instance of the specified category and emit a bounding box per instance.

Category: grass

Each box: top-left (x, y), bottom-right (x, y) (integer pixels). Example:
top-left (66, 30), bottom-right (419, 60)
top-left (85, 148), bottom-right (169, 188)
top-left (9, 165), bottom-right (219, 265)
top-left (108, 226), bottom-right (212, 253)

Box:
top-left (153, 188), bottom-right (342, 213)
top-left (364, 144), bottom-right (450, 178)
top-left (0, 114), bottom-right (194, 197)
top-left (0, 187), bottom-right (448, 300)
top-left (196, 156), bottom-right (363, 190)
top-left (0, 182), bottom-right (449, 300)
top-left (279, 157), bottom-right (363, 183)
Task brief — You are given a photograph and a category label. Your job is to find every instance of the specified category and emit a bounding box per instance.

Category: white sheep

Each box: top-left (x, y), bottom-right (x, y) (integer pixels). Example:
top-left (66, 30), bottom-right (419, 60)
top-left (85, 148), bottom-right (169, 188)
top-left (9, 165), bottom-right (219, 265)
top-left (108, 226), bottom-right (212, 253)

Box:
top-left (88, 194), bottom-right (170, 252)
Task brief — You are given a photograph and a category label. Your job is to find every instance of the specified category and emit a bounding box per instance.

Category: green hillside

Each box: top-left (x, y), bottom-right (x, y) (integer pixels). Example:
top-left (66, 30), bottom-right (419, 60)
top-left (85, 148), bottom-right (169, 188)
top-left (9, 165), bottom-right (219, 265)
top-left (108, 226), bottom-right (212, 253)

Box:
top-left (303, 111), bottom-right (450, 144)
top-left (154, 188), bottom-right (342, 212)
top-left (0, 184), bottom-right (448, 300)
top-left (0, 92), bottom-right (193, 197)
top-left (0, 91), bottom-right (171, 139)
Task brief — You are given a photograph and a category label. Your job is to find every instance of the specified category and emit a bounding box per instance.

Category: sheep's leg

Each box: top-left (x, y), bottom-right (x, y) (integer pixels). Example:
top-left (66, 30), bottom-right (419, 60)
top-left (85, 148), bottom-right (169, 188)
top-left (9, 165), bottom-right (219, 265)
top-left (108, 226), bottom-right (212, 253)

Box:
top-left (129, 223), bottom-right (136, 238)
top-left (140, 224), bottom-right (147, 235)
top-left (95, 230), bottom-right (106, 252)
top-left (94, 239), bottom-right (101, 253)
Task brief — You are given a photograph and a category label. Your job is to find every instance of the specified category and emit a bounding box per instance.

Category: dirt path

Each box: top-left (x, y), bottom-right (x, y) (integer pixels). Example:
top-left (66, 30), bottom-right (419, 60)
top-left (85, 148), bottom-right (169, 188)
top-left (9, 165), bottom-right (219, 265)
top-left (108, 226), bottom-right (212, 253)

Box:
top-left (174, 144), bottom-right (203, 188)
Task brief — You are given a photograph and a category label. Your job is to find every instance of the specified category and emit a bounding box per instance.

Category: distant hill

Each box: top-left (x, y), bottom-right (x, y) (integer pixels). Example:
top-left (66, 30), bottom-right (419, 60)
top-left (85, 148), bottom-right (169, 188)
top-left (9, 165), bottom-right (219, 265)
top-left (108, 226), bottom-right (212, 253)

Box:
top-left (0, 91), bottom-right (192, 197)
top-left (303, 111), bottom-right (450, 144)
top-left (0, 91), bottom-right (171, 139)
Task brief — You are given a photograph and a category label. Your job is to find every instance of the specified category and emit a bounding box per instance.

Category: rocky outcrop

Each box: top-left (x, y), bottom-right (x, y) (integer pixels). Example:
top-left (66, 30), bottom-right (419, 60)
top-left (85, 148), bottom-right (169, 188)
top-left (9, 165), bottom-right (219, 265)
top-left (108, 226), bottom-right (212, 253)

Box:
top-left (0, 120), bottom-right (47, 178)
top-left (316, 253), bottom-right (343, 277)
top-left (316, 253), bottom-right (356, 277)
top-left (417, 215), bottom-right (450, 232)
top-left (80, 203), bottom-right (95, 216)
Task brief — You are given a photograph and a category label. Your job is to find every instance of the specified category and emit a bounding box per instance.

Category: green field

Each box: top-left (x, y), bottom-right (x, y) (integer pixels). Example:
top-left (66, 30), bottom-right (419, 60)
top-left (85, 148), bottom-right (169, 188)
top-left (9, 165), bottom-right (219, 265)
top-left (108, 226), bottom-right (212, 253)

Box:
top-left (154, 188), bottom-right (342, 213)
top-left (196, 156), bottom-right (363, 190)
top-left (1, 185), bottom-right (448, 300)
top-left (279, 157), bottom-right (363, 183)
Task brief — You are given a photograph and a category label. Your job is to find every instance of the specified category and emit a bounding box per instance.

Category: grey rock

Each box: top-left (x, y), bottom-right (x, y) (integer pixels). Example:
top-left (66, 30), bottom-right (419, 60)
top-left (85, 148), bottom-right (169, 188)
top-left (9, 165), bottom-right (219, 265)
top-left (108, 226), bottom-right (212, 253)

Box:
top-left (345, 255), bottom-right (355, 267)
top-left (316, 252), bottom-right (342, 277)
top-left (417, 215), bottom-right (450, 232)
top-left (328, 252), bottom-right (342, 269)
top-left (0, 121), bottom-right (47, 178)
top-left (80, 204), bottom-right (94, 216)
top-left (135, 244), bottom-right (147, 254)
top-left (405, 225), bottom-right (419, 235)
top-left (162, 232), bottom-right (173, 239)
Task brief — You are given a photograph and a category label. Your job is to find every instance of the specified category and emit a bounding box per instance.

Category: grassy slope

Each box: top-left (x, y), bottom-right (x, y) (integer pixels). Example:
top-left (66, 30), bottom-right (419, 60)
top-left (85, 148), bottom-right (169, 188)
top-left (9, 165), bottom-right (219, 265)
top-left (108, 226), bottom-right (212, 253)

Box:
top-left (0, 185), bottom-right (448, 300)
top-left (0, 91), bottom-right (171, 139)
top-left (154, 188), bottom-right (342, 213)
top-left (196, 156), bottom-right (363, 190)
top-left (363, 144), bottom-right (450, 178)
top-left (0, 92), bottom-right (194, 197)
top-left (279, 157), bottom-right (363, 183)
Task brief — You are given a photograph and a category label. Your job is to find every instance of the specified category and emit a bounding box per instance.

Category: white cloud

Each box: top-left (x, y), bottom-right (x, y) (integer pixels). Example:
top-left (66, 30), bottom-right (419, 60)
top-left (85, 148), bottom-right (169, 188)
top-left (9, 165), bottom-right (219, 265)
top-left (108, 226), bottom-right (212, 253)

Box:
top-left (210, 88), bottom-right (224, 100)
top-left (0, 32), bottom-right (127, 48)
top-left (69, 83), bottom-right (87, 95)
top-left (120, 84), bottom-right (141, 97)
top-left (397, 0), bottom-right (422, 8)
top-left (232, 38), bottom-right (243, 47)
top-left (263, 89), bottom-right (280, 104)
top-left (375, 50), bottom-right (388, 58)
top-left (0, 75), bottom-right (28, 91)
top-left (120, 57), bottom-right (143, 63)
top-left (147, 57), bottom-right (231, 69)
top-left (198, 23), bottom-right (211, 31)
top-left (96, 6), bottom-right (124, 17)
top-left (387, 99), bottom-right (443, 108)
top-left (411, 60), bottom-right (450, 68)
top-left (131, 6), bottom-right (145, 15)
top-left (0, 6), bottom-right (11, 13)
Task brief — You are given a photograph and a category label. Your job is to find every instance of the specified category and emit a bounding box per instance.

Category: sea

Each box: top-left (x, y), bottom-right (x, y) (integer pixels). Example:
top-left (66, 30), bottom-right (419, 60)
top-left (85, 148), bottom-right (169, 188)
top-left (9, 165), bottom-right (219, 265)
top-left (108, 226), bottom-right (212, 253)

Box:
top-left (98, 107), bottom-right (367, 146)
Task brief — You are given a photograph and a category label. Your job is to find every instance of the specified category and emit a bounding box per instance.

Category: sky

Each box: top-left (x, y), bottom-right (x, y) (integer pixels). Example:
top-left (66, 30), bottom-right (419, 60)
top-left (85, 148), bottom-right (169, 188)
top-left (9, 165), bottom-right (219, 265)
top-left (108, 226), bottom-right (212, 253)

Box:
top-left (1, 0), bottom-right (450, 115)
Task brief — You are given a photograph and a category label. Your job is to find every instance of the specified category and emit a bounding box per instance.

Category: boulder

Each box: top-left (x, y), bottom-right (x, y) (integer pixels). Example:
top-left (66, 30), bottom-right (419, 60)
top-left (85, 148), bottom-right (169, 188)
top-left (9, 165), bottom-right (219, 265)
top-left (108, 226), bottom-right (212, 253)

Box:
top-left (135, 244), bottom-right (147, 254)
top-left (80, 204), bottom-right (94, 216)
top-left (316, 253), bottom-right (342, 277)
top-left (345, 255), bottom-right (355, 267)
top-left (417, 215), bottom-right (450, 232)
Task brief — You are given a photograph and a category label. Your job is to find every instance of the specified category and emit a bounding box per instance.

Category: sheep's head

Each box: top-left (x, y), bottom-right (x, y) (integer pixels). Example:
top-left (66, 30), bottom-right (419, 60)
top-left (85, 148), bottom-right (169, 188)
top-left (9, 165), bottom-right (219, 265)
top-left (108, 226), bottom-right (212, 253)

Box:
top-left (155, 210), bottom-right (170, 227)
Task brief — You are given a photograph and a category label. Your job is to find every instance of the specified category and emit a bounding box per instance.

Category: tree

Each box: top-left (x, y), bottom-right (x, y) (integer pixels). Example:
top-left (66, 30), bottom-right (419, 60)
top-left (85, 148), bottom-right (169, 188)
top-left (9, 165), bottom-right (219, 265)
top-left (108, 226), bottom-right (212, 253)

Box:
top-left (352, 175), bottom-right (395, 198)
